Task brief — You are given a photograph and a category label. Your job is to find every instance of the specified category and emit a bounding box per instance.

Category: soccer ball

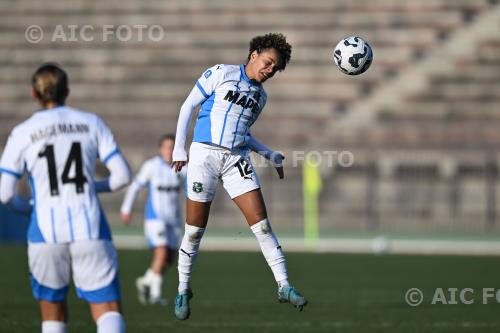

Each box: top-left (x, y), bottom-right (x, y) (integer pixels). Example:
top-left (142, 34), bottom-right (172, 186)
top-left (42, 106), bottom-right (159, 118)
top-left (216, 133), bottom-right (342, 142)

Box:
top-left (333, 36), bottom-right (373, 75)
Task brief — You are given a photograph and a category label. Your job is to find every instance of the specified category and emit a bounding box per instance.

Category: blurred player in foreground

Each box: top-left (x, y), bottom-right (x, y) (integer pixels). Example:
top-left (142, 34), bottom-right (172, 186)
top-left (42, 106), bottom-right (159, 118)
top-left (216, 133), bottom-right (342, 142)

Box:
top-left (172, 33), bottom-right (308, 320)
top-left (0, 63), bottom-right (130, 333)
top-left (120, 134), bottom-right (186, 305)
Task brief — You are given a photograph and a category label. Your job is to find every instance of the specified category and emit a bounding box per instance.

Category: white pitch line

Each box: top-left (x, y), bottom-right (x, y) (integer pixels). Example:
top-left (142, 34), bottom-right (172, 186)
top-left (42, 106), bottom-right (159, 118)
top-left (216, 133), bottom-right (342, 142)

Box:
top-left (113, 234), bottom-right (500, 256)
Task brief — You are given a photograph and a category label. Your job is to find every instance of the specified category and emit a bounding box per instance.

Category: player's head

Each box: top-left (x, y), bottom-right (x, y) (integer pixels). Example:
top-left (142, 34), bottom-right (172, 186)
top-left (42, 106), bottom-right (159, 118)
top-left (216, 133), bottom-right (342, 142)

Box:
top-left (246, 33), bottom-right (292, 83)
top-left (159, 134), bottom-right (175, 163)
top-left (31, 63), bottom-right (69, 108)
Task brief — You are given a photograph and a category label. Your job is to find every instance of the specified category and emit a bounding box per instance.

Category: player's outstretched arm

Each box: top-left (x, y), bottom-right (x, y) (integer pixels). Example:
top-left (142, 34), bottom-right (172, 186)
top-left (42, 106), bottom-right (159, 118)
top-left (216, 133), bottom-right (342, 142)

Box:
top-left (0, 173), bottom-right (32, 214)
top-left (172, 86), bottom-right (206, 172)
top-left (0, 129), bottom-right (32, 214)
top-left (119, 162), bottom-right (150, 225)
top-left (246, 134), bottom-right (285, 179)
top-left (119, 181), bottom-right (141, 225)
top-left (173, 65), bottom-right (223, 172)
top-left (95, 115), bottom-right (131, 192)
top-left (95, 153), bottom-right (131, 193)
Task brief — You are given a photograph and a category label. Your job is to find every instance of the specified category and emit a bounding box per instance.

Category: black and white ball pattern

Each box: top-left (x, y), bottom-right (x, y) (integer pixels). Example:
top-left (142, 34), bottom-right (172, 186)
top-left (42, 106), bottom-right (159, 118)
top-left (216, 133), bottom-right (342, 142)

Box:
top-left (333, 36), bottom-right (373, 75)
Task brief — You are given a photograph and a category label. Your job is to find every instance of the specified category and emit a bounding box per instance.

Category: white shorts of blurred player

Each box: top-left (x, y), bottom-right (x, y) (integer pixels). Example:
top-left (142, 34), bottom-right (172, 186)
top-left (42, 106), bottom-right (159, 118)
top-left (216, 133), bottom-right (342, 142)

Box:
top-left (186, 142), bottom-right (261, 202)
top-left (28, 240), bottom-right (120, 303)
top-left (144, 220), bottom-right (181, 249)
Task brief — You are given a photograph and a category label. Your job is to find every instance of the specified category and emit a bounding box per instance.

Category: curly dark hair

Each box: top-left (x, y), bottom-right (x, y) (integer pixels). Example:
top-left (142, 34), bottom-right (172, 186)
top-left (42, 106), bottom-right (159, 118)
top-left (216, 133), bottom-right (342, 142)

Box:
top-left (247, 33), bottom-right (292, 71)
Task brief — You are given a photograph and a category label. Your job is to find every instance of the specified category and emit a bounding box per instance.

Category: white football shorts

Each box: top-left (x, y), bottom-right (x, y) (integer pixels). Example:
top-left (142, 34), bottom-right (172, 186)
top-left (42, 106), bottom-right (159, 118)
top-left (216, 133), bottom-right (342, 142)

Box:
top-left (186, 142), bottom-right (261, 202)
top-left (28, 240), bottom-right (120, 303)
top-left (144, 219), bottom-right (181, 249)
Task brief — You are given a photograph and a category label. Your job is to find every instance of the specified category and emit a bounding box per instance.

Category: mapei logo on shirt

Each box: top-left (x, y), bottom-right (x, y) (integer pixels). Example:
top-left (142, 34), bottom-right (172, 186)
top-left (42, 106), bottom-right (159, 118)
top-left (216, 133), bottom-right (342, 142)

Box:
top-left (224, 90), bottom-right (261, 113)
top-left (157, 185), bottom-right (180, 192)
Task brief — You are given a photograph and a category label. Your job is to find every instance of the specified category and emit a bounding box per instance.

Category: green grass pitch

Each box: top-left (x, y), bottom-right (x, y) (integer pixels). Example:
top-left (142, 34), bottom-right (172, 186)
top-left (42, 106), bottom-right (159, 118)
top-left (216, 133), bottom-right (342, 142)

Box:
top-left (1, 245), bottom-right (500, 332)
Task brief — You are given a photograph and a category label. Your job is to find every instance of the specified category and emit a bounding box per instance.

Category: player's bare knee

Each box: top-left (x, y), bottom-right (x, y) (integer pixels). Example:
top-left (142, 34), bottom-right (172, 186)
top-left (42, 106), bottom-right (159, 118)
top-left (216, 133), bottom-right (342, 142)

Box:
top-left (185, 214), bottom-right (208, 229)
top-left (252, 212), bottom-right (268, 227)
top-left (90, 301), bottom-right (121, 322)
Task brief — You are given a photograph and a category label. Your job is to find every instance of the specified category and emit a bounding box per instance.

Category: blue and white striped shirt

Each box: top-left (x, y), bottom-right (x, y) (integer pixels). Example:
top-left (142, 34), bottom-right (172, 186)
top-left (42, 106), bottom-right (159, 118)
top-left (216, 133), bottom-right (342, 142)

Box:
top-left (192, 64), bottom-right (267, 150)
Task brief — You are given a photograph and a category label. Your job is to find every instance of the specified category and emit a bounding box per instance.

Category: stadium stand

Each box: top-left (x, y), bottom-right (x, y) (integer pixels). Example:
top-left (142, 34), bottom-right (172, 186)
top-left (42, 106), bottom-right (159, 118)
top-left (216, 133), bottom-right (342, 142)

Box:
top-left (0, 0), bottom-right (498, 233)
top-left (325, 1), bottom-right (500, 232)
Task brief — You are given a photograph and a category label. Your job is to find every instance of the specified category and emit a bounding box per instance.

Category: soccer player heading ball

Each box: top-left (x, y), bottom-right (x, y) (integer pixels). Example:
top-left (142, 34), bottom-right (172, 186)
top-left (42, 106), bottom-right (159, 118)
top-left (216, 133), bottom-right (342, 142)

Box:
top-left (172, 32), bottom-right (308, 320)
top-left (0, 64), bottom-right (131, 333)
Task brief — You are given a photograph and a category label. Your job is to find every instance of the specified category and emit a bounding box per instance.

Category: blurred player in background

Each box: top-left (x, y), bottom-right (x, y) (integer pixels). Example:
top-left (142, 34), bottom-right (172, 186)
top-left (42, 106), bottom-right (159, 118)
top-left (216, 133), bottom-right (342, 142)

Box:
top-left (0, 63), bottom-right (130, 333)
top-left (120, 134), bottom-right (186, 305)
top-left (172, 33), bottom-right (307, 320)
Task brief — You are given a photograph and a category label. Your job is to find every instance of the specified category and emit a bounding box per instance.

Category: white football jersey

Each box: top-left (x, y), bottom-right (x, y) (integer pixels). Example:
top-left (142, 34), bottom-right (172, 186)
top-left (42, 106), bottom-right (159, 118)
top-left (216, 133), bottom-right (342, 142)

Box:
top-left (0, 106), bottom-right (120, 243)
top-left (193, 64), bottom-right (267, 149)
top-left (121, 156), bottom-right (185, 223)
